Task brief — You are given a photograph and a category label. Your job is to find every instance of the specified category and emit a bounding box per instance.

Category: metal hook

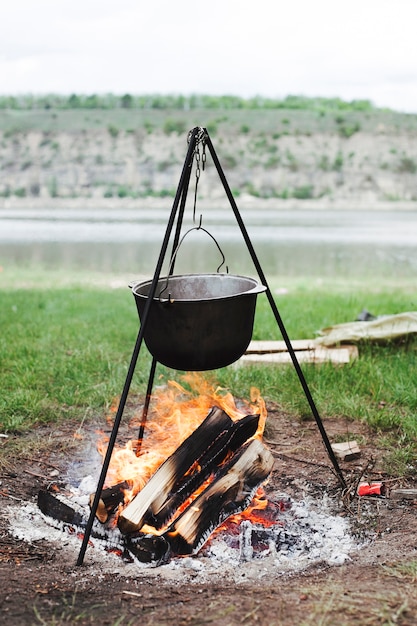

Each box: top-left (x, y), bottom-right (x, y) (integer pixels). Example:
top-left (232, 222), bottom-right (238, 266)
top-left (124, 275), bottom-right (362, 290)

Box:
top-left (158, 226), bottom-right (228, 301)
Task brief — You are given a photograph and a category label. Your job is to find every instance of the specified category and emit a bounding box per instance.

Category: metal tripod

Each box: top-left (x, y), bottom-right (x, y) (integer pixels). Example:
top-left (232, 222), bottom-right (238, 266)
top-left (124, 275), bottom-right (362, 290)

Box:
top-left (76, 127), bottom-right (345, 566)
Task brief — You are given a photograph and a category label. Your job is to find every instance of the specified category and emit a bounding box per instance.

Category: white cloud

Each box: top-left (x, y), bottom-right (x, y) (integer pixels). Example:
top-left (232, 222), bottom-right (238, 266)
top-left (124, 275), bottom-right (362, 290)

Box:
top-left (1, 0), bottom-right (417, 111)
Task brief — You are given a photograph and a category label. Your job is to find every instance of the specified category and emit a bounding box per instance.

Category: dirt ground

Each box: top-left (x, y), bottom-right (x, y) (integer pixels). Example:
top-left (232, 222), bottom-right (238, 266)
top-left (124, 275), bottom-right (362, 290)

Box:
top-left (1, 403), bottom-right (417, 626)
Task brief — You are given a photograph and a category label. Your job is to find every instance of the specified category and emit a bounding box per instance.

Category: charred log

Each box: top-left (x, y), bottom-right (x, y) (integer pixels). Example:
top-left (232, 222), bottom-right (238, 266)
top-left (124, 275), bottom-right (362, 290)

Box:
top-left (38, 490), bottom-right (84, 526)
top-left (118, 407), bottom-right (259, 534)
top-left (125, 439), bottom-right (274, 563)
top-left (152, 412), bottom-right (260, 528)
top-left (125, 533), bottom-right (171, 565)
top-left (89, 480), bottom-right (132, 524)
top-left (166, 439), bottom-right (274, 556)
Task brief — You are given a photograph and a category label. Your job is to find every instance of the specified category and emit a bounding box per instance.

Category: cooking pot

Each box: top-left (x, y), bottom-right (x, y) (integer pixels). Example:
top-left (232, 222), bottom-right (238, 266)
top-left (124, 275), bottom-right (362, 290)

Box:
top-left (131, 273), bottom-right (266, 371)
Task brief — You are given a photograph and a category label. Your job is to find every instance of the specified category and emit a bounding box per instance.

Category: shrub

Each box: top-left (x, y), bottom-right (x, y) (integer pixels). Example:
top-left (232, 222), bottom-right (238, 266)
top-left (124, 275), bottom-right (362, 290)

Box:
top-left (285, 149), bottom-right (298, 171)
top-left (221, 154), bottom-right (238, 169)
top-left (48, 177), bottom-right (58, 197)
top-left (339, 122), bottom-right (361, 138)
top-left (107, 124), bottom-right (119, 138)
top-left (120, 94), bottom-right (133, 109)
top-left (292, 185), bottom-right (314, 199)
top-left (29, 182), bottom-right (40, 197)
top-left (116, 185), bottom-right (129, 198)
top-left (397, 156), bottom-right (417, 174)
top-left (205, 121), bottom-right (217, 136)
top-left (265, 156), bottom-right (280, 169)
top-left (318, 154), bottom-right (330, 171)
top-left (163, 118), bottom-right (186, 135)
top-left (333, 151), bottom-right (344, 171)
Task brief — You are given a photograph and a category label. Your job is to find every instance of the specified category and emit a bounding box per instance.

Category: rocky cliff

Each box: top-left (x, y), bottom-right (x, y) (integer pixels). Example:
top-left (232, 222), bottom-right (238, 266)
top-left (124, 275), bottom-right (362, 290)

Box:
top-left (1, 108), bottom-right (417, 205)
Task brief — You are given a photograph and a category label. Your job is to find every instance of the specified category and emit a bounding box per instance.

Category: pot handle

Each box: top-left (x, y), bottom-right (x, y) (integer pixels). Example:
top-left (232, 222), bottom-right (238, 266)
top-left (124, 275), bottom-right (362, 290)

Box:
top-left (159, 224), bottom-right (228, 302)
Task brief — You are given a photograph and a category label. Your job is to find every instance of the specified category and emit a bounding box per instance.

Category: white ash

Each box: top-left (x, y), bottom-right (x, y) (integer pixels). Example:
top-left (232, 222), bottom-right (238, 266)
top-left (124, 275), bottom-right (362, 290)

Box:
top-left (6, 488), bottom-right (358, 583)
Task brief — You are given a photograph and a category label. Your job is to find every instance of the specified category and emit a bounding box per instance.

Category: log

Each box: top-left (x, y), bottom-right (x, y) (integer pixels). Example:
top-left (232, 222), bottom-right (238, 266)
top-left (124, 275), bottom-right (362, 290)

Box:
top-left (125, 533), bottom-right (171, 565)
top-left (125, 439), bottom-right (274, 562)
top-left (38, 489), bottom-right (84, 526)
top-left (89, 480), bottom-right (132, 523)
top-left (118, 407), bottom-right (259, 534)
top-left (152, 412), bottom-right (260, 529)
top-left (331, 441), bottom-right (361, 462)
top-left (390, 488), bottom-right (417, 500)
top-left (165, 439), bottom-right (274, 556)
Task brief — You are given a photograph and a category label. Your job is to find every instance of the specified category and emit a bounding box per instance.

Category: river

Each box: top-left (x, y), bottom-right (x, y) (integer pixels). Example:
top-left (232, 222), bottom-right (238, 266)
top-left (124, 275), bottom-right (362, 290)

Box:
top-left (1, 206), bottom-right (416, 279)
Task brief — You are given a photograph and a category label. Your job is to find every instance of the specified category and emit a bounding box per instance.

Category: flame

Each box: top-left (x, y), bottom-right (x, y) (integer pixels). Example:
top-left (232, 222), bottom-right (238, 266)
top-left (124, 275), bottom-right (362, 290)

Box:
top-left (218, 487), bottom-right (281, 530)
top-left (97, 373), bottom-right (268, 520)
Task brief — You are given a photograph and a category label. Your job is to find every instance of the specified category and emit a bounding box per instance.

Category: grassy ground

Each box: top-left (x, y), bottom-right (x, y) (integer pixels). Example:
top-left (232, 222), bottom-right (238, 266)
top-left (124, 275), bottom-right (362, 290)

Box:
top-left (1, 268), bottom-right (416, 474)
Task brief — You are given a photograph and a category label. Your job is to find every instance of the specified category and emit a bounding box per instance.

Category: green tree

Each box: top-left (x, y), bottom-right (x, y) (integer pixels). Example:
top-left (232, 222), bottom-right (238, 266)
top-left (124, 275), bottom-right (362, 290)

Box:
top-left (120, 94), bottom-right (133, 109)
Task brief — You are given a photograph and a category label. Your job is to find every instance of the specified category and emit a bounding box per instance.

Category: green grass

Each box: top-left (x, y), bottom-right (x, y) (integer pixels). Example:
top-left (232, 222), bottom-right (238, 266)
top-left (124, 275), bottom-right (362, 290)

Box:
top-left (219, 284), bottom-right (417, 426)
top-left (1, 271), bottom-right (416, 473)
top-left (0, 284), bottom-right (152, 431)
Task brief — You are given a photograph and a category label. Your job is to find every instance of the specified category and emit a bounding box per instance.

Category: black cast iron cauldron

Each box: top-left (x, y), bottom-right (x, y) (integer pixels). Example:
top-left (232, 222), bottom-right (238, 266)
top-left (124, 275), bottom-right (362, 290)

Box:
top-left (131, 273), bottom-right (266, 371)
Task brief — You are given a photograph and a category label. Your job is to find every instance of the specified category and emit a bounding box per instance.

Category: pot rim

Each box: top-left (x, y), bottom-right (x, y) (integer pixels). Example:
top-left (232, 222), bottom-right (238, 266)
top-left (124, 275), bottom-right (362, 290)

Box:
top-left (130, 273), bottom-right (266, 303)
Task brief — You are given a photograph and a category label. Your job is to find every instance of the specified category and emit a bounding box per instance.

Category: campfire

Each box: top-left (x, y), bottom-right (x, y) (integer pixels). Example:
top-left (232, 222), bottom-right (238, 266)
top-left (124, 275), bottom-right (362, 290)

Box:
top-left (33, 127), bottom-right (349, 572)
top-left (37, 375), bottom-right (284, 565)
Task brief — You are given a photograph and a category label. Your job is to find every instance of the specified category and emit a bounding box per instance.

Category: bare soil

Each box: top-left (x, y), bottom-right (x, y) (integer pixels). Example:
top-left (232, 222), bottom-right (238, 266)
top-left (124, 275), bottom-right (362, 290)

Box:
top-left (1, 404), bottom-right (417, 626)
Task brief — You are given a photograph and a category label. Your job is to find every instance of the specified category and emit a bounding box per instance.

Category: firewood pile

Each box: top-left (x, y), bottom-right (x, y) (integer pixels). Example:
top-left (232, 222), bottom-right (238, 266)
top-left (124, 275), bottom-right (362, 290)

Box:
top-left (38, 407), bottom-right (274, 565)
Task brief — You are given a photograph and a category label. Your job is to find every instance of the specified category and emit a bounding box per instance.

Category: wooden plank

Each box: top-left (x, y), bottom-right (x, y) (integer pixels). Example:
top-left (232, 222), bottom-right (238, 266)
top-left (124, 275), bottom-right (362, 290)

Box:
top-left (331, 441), bottom-right (361, 461)
top-left (239, 345), bottom-right (358, 366)
top-left (246, 340), bottom-right (316, 354)
top-left (390, 488), bottom-right (417, 500)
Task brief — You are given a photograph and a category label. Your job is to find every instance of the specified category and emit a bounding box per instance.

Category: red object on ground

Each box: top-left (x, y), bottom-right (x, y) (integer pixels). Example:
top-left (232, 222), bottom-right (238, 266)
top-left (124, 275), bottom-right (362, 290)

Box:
top-left (357, 482), bottom-right (384, 496)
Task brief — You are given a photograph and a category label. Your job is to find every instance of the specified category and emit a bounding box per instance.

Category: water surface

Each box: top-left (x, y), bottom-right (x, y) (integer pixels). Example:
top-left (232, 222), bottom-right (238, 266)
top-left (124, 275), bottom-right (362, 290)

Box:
top-left (1, 206), bottom-right (416, 279)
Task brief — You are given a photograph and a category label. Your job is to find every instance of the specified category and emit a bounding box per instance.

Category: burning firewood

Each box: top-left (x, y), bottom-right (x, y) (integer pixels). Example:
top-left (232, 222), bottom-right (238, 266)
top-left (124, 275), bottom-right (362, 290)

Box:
top-left (89, 480), bottom-right (132, 523)
top-left (152, 411), bottom-right (260, 528)
top-left (166, 439), bottom-right (274, 555)
top-left (118, 407), bottom-right (260, 534)
top-left (126, 439), bottom-right (274, 563)
top-left (117, 406), bottom-right (233, 533)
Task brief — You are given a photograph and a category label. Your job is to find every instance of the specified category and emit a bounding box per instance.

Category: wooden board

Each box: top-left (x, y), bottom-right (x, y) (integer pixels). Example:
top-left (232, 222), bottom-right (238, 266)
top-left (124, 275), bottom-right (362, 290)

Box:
top-left (245, 340), bottom-right (317, 354)
top-left (239, 340), bottom-right (358, 366)
top-left (331, 440), bottom-right (361, 461)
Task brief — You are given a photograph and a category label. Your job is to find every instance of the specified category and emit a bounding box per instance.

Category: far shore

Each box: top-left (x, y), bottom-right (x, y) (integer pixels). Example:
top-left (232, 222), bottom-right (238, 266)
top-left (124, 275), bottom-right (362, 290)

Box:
top-left (1, 195), bottom-right (417, 212)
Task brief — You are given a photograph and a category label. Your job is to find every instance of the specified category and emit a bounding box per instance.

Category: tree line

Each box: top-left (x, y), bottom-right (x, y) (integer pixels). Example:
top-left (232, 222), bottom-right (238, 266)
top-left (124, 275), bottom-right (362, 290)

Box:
top-left (0, 93), bottom-right (377, 113)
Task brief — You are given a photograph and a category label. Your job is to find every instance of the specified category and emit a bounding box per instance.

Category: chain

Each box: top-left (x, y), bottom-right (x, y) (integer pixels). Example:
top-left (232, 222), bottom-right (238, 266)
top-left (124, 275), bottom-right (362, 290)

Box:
top-left (187, 127), bottom-right (207, 224)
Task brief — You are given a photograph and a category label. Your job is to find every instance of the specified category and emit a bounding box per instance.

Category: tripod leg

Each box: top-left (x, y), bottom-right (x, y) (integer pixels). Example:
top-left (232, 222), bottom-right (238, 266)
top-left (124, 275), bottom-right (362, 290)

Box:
top-left (136, 356), bottom-right (157, 456)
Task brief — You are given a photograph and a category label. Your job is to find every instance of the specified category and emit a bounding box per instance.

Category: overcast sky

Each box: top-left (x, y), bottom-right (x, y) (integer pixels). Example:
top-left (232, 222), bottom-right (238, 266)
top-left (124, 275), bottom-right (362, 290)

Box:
top-left (1, 0), bottom-right (417, 112)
